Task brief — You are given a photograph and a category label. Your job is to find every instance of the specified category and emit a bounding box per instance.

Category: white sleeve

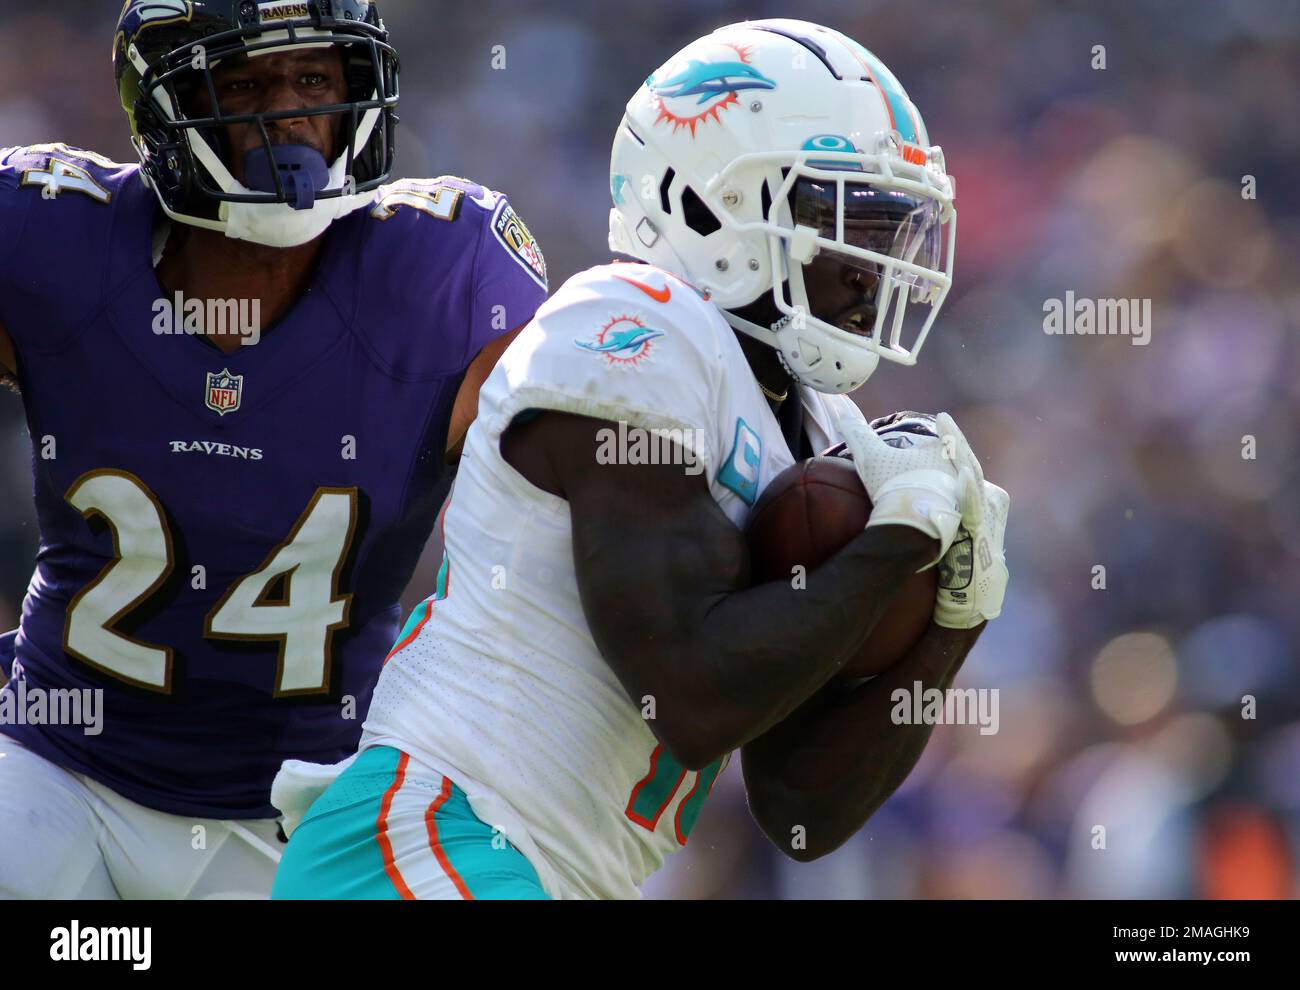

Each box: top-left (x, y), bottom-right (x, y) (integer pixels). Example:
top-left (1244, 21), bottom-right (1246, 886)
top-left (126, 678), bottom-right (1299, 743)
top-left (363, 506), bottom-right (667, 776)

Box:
top-left (479, 265), bottom-right (726, 476)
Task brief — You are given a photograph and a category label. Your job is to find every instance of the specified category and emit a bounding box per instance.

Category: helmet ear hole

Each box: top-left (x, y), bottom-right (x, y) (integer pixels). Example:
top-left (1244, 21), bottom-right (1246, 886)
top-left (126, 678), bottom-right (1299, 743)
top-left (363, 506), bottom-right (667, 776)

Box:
top-left (658, 167), bottom-right (675, 215)
top-left (681, 186), bottom-right (720, 236)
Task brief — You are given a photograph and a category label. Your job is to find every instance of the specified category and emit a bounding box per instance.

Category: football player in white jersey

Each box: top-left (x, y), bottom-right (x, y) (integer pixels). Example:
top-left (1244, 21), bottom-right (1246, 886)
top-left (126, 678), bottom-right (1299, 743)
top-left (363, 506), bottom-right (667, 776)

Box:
top-left (271, 18), bottom-right (1010, 900)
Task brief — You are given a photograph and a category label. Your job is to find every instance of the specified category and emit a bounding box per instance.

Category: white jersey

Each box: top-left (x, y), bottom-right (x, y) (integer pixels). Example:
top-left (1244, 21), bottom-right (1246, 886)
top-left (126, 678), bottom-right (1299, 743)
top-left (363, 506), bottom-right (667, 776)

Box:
top-left (361, 262), bottom-right (865, 899)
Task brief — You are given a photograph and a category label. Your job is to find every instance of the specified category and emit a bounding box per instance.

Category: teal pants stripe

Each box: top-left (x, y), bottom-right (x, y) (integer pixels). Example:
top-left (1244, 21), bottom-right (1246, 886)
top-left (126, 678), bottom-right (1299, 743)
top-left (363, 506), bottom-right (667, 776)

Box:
top-left (271, 746), bottom-right (549, 900)
top-left (423, 780), bottom-right (550, 901)
top-left (272, 746), bottom-right (406, 899)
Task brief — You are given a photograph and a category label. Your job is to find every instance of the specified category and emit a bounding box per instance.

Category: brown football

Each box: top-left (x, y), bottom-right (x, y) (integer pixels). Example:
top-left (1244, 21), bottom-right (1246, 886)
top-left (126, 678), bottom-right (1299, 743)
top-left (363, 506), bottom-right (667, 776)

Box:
top-left (745, 456), bottom-right (937, 679)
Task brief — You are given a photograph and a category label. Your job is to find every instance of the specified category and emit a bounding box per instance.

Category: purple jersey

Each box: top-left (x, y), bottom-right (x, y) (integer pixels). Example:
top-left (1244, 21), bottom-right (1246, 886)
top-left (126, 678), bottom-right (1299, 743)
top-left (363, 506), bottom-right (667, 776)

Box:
top-left (0, 144), bottom-right (547, 818)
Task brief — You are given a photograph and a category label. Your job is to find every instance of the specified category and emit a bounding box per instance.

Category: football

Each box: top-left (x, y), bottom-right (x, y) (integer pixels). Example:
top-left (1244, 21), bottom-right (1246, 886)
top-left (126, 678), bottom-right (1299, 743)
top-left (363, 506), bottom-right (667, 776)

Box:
top-left (745, 455), bottom-right (938, 679)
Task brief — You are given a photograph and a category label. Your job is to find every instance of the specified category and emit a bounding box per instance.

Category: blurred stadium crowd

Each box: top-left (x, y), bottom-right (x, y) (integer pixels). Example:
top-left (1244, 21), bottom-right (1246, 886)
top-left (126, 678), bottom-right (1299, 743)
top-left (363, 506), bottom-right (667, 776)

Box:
top-left (0, 0), bottom-right (1296, 898)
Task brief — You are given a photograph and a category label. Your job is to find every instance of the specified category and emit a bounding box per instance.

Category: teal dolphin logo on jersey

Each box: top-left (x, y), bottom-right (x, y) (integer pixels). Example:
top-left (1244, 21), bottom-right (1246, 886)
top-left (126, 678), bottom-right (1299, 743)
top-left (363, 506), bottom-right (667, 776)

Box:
top-left (579, 327), bottom-right (660, 353)
top-left (575, 315), bottom-right (664, 368)
top-left (718, 417), bottom-right (762, 505)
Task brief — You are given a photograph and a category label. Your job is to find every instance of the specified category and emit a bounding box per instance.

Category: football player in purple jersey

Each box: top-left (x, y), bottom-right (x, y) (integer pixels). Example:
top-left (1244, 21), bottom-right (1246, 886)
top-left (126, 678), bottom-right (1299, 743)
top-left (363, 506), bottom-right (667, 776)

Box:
top-left (0, 0), bottom-right (548, 898)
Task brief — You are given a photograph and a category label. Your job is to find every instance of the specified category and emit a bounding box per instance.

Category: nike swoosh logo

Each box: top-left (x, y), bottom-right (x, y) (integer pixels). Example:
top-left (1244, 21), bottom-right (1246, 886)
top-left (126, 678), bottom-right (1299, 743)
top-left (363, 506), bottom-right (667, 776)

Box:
top-left (614, 274), bottom-right (671, 304)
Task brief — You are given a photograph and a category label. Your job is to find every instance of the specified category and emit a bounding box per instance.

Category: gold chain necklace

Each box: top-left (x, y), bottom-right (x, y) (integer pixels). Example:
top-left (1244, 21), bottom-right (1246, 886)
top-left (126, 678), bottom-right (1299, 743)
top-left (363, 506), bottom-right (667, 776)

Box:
top-left (759, 380), bottom-right (789, 403)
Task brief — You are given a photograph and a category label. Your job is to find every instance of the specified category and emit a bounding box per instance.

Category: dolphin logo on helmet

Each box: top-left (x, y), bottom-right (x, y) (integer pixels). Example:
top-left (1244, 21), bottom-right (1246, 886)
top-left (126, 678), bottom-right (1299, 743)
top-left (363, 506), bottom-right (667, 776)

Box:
top-left (652, 60), bottom-right (776, 105)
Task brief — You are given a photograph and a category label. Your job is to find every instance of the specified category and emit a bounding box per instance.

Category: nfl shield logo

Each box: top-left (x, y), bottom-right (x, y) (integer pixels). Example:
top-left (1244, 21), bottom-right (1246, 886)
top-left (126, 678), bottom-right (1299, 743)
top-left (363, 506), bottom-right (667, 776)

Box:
top-left (205, 368), bottom-right (243, 416)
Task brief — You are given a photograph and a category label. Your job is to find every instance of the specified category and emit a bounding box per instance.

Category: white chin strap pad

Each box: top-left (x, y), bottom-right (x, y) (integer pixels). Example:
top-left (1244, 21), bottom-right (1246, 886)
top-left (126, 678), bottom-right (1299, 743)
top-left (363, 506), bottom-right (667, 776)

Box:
top-left (219, 151), bottom-right (373, 248)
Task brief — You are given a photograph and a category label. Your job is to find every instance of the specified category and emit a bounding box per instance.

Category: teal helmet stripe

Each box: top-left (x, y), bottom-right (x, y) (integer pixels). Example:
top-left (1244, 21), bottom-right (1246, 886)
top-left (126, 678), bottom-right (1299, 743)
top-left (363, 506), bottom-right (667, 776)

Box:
top-left (842, 38), bottom-right (919, 144)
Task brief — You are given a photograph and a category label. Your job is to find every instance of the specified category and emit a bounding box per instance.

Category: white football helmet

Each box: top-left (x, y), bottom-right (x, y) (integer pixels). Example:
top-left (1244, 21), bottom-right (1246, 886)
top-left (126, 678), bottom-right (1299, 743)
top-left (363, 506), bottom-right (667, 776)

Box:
top-left (609, 19), bottom-right (956, 394)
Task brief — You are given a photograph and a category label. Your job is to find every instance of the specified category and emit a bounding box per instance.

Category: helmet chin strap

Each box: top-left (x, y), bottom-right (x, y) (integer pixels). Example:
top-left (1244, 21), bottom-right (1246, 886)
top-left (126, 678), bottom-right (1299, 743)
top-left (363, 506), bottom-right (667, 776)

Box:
top-left (721, 288), bottom-right (785, 342)
top-left (744, 338), bottom-right (796, 405)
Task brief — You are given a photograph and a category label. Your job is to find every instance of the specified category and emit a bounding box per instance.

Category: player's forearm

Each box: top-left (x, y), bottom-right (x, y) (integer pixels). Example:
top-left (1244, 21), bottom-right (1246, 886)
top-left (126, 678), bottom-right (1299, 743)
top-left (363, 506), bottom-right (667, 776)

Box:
top-left (649, 525), bottom-right (936, 768)
top-left (742, 623), bottom-right (982, 861)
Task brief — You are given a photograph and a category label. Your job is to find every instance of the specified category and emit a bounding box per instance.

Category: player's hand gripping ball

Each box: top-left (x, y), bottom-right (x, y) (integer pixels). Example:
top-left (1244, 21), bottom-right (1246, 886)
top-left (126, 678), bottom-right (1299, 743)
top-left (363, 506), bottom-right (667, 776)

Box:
top-left (929, 414), bottom-right (1011, 629)
top-left (745, 413), bottom-right (950, 679)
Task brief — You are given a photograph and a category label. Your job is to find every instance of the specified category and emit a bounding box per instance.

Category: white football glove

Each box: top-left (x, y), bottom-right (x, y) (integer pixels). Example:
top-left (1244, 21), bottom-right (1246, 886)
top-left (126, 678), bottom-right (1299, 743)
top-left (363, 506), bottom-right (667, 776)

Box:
top-left (933, 418), bottom-right (1010, 628)
top-left (839, 411), bottom-right (975, 566)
